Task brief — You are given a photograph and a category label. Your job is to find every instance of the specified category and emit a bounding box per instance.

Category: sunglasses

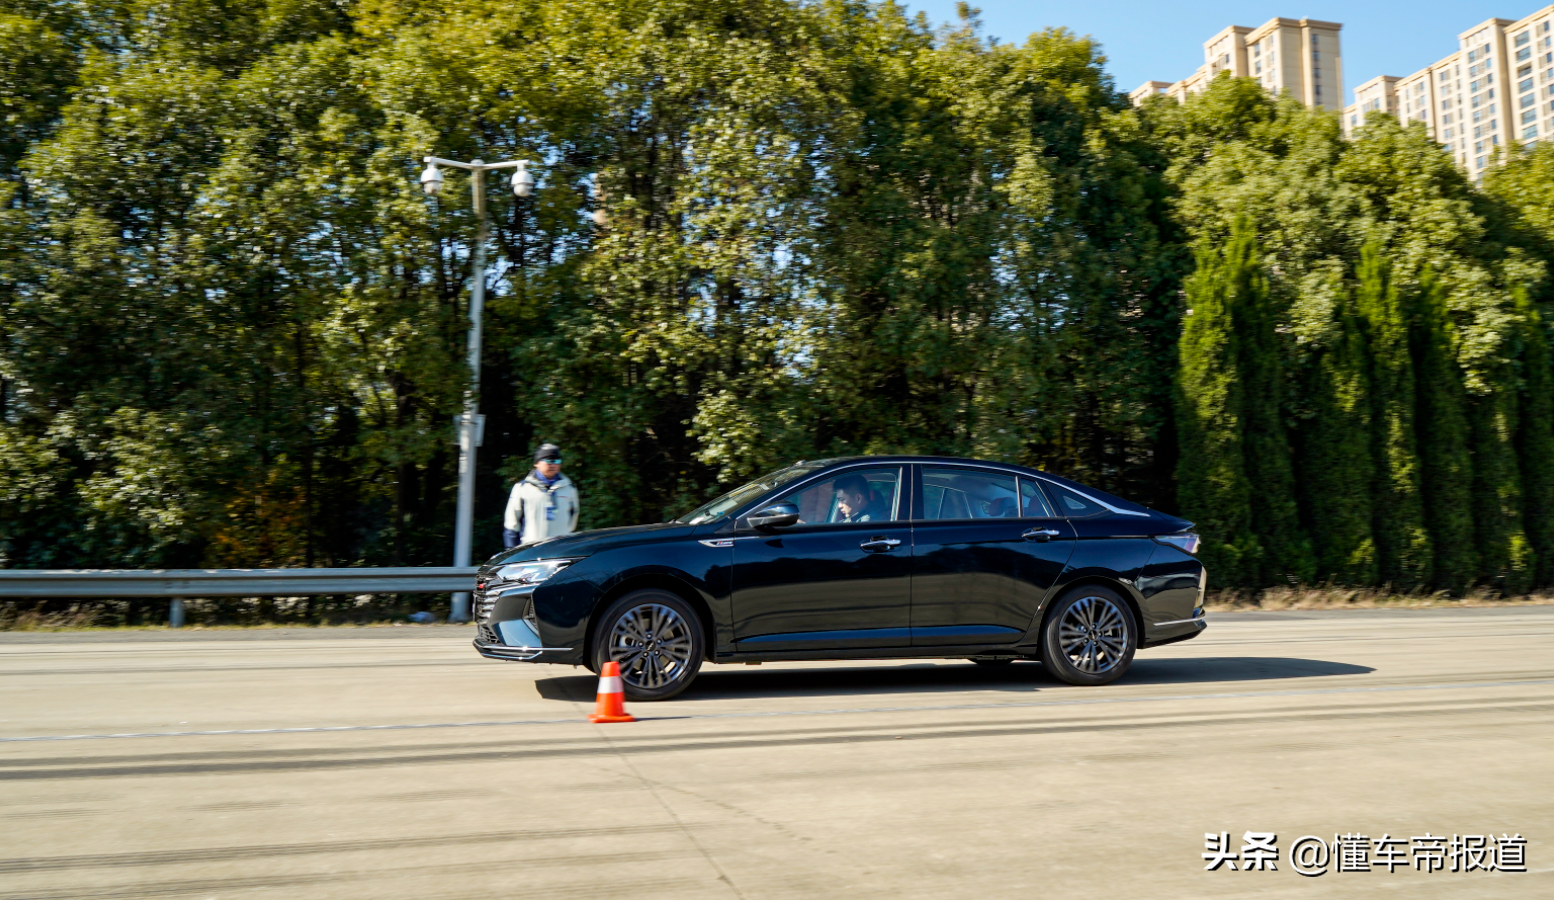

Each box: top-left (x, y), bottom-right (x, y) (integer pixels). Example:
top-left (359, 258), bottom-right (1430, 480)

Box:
top-left (539, 458), bottom-right (563, 465)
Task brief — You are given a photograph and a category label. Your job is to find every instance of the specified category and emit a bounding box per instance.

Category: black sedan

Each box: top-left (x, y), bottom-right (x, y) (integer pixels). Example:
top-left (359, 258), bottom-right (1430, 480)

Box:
top-left (472, 456), bottom-right (1206, 700)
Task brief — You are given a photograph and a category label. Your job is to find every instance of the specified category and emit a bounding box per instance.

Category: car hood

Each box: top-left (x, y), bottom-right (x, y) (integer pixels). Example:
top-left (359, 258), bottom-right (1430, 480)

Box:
top-left (479, 522), bottom-right (700, 572)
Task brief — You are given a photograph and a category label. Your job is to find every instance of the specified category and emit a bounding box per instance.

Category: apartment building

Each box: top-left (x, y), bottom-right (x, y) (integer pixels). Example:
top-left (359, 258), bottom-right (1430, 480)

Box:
top-left (1129, 17), bottom-right (1344, 111)
top-left (1342, 6), bottom-right (1554, 175)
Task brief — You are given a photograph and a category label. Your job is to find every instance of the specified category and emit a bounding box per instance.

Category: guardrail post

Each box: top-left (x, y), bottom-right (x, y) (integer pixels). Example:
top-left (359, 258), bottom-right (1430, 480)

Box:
top-left (168, 598), bottom-right (186, 628)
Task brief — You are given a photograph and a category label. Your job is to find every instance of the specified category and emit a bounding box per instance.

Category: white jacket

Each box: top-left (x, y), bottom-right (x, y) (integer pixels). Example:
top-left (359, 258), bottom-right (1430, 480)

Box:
top-left (503, 473), bottom-right (580, 543)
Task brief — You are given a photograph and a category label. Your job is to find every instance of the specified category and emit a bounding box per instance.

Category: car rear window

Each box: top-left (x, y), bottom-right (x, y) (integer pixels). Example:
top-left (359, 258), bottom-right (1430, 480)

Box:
top-left (1043, 483), bottom-right (1107, 518)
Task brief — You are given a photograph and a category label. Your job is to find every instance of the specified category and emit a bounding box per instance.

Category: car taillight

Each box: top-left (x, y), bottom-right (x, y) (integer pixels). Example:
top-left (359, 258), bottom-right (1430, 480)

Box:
top-left (1153, 532), bottom-right (1201, 554)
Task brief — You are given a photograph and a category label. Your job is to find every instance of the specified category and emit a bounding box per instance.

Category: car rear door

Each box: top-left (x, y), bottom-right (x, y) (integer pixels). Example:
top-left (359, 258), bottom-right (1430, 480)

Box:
top-left (729, 466), bottom-right (913, 651)
top-left (909, 465), bottom-right (1076, 646)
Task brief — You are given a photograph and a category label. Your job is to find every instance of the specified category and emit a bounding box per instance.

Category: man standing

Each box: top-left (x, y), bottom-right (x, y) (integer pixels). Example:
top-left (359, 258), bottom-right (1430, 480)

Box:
top-left (502, 443), bottom-right (580, 549)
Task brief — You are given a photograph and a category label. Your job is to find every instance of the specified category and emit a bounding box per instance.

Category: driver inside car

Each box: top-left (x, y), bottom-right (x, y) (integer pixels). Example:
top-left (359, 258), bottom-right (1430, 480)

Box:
top-left (834, 473), bottom-right (890, 523)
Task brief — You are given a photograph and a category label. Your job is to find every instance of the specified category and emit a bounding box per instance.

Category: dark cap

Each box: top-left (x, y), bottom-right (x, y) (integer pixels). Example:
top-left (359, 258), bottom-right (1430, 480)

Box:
top-left (534, 443), bottom-right (562, 463)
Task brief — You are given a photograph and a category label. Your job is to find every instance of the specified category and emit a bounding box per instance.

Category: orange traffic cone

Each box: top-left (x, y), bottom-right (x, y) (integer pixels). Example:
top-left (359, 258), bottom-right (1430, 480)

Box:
top-left (588, 661), bottom-right (636, 723)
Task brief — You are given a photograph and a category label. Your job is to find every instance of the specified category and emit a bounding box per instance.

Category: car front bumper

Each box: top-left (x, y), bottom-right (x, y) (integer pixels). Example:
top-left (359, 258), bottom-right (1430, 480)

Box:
top-left (473, 618), bottom-right (574, 661)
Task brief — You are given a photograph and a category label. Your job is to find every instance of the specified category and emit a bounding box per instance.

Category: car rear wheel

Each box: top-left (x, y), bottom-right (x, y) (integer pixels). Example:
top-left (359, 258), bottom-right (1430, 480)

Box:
top-left (1040, 585), bottom-right (1136, 686)
top-left (591, 590), bottom-right (705, 701)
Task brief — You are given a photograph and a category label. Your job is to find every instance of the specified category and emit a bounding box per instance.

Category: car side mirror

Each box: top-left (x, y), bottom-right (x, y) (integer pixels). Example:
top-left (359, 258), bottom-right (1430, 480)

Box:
top-left (747, 501), bottom-right (800, 531)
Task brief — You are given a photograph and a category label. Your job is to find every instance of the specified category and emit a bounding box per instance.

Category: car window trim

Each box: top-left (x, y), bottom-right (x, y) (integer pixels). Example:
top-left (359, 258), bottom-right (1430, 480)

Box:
top-left (909, 463), bottom-right (1149, 520)
top-left (726, 460), bottom-right (1148, 523)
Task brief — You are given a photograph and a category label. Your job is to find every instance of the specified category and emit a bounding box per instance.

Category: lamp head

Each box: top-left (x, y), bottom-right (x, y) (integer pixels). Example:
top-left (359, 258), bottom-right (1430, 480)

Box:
top-left (511, 162), bottom-right (534, 198)
top-left (419, 162), bottom-right (444, 196)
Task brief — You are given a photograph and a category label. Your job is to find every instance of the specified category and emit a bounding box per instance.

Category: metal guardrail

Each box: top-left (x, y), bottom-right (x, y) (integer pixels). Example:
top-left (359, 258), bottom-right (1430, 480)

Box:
top-left (0, 568), bottom-right (479, 599)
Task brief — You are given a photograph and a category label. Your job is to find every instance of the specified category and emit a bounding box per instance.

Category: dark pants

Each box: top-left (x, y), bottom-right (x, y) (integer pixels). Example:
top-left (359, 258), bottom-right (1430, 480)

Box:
top-left (502, 528), bottom-right (522, 549)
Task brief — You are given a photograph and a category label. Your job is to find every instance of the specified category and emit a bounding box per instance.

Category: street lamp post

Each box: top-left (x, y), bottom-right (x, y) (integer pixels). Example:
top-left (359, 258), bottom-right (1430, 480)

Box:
top-left (420, 155), bottom-right (534, 622)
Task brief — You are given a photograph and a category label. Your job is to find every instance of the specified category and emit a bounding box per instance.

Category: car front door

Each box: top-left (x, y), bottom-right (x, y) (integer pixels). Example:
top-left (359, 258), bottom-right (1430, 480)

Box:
top-left (730, 466), bottom-right (913, 651)
top-left (910, 466), bottom-right (1076, 645)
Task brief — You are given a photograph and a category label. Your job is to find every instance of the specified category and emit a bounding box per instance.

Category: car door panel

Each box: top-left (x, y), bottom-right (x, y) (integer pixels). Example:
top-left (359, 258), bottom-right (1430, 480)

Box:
top-left (731, 467), bottom-right (912, 650)
top-left (910, 467), bottom-right (1076, 645)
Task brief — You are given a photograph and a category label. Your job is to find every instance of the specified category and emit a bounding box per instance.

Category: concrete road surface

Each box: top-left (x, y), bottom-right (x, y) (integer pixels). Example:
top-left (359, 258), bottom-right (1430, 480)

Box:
top-left (1, 607), bottom-right (1551, 899)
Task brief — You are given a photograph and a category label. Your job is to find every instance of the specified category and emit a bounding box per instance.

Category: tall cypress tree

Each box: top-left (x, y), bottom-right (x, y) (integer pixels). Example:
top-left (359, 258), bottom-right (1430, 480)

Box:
top-left (1517, 289), bottom-right (1554, 588)
top-left (1177, 218), bottom-right (1309, 587)
top-left (1176, 228), bottom-right (1257, 587)
top-left (1411, 267), bottom-right (1477, 594)
top-left (1299, 265), bottom-right (1376, 585)
top-left (1470, 386), bottom-right (1531, 593)
top-left (1356, 242), bottom-right (1432, 589)
top-left (1235, 225), bottom-right (1313, 586)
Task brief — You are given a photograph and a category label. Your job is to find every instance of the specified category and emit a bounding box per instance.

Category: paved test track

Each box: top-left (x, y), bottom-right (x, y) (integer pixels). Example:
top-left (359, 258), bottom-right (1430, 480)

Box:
top-left (0, 607), bottom-right (1551, 899)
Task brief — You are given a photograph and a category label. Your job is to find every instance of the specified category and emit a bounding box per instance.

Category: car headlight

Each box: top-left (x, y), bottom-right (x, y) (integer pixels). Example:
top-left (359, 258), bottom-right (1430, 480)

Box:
top-left (490, 559), bottom-right (579, 587)
top-left (1153, 533), bottom-right (1201, 554)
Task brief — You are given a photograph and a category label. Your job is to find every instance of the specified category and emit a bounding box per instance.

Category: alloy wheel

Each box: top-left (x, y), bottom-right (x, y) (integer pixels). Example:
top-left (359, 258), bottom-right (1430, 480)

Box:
top-left (1056, 594), bottom-right (1129, 675)
top-left (607, 602), bottom-right (695, 691)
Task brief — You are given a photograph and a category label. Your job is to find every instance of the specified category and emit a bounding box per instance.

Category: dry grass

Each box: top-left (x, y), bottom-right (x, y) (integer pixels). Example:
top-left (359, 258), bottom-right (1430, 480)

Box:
top-left (1205, 586), bottom-right (1554, 611)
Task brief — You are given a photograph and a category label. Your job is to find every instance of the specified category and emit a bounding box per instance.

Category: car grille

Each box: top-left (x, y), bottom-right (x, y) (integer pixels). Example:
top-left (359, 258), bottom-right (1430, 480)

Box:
top-left (474, 582), bottom-right (494, 620)
top-left (477, 622), bottom-right (500, 645)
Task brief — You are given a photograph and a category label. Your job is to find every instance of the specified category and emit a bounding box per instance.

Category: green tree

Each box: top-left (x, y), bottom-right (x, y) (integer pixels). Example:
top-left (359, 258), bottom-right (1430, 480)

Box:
top-left (1514, 286), bottom-right (1554, 587)
top-left (1411, 267), bottom-right (1477, 593)
top-left (1175, 219), bottom-right (1261, 586)
top-left (1293, 261), bottom-right (1375, 584)
top-left (1355, 241), bottom-right (1432, 589)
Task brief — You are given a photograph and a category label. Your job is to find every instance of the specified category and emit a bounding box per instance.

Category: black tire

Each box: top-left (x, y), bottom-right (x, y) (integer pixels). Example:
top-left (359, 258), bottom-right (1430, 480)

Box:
top-left (590, 589), bottom-right (705, 701)
top-left (1039, 585), bottom-right (1137, 686)
top-left (969, 658), bottom-right (1015, 667)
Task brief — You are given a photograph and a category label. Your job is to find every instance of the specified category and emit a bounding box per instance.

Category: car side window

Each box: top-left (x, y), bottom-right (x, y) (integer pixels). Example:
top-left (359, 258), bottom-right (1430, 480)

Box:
top-left (776, 468), bottom-right (902, 525)
top-left (921, 468), bottom-right (1019, 520)
top-left (1044, 482), bottom-right (1106, 518)
top-left (1019, 478), bottom-right (1058, 517)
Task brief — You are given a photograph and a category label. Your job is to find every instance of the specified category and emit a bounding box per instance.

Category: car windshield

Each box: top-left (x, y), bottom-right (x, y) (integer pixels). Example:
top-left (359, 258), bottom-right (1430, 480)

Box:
top-left (675, 464), bottom-right (822, 524)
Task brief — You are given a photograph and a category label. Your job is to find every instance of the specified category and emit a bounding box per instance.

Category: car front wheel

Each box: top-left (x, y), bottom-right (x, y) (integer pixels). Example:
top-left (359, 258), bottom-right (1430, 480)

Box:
top-left (1040, 586), bottom-right (1137, 686)
top-left (591, 589), bottom-right (705, 701)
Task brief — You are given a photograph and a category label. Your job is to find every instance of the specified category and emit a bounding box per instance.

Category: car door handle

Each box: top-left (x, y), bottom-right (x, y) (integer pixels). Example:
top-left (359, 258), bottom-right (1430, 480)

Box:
top-left (860, 537), bottom-right (902, 552)
top-left (1023, 527), bottom-right (1062, 542)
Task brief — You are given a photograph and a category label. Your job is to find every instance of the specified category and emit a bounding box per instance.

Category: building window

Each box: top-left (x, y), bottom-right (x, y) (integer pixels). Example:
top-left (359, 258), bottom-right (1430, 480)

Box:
top-left (1477, 155), bottom-right (1487, 168)
top-left (1526, 125), bottom-right (1540, 139)
top-left (1314, 68), bottom-right (1321, 79)
top-left (1520, 48), bottom-right (1533, 62)
top-left (1516, 31), bottom-right (1530, 47)
top-left (1524, 94), bottom-right (1537, 108)
top-left (1520, 64), bottom-right (1533, 78)
top-left (1253, 43), bottom-right (1262, 57)
top-left (1475, 140), bottom-right (1485, 153)
top-left (1523, 79), bottom-right (1536, 94)
top-left (1525, 109), bottom-right (1538, 123)
top-left (1475, 124), bottom-right (1484, 136)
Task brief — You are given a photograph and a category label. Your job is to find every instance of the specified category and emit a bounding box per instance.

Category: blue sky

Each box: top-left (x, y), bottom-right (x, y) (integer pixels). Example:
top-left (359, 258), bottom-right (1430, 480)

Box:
top-left (900, 2), bottom-right (1549, 103)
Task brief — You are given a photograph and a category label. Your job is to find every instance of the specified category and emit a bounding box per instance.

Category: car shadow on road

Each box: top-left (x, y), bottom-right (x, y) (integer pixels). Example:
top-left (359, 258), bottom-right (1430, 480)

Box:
top-left (534, 656), bottom-right (1374, 703)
